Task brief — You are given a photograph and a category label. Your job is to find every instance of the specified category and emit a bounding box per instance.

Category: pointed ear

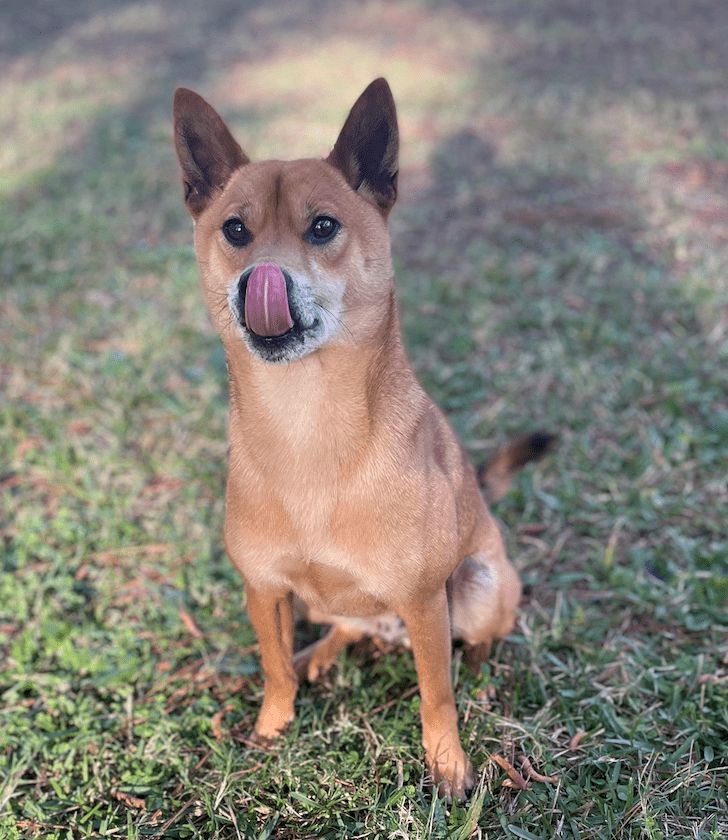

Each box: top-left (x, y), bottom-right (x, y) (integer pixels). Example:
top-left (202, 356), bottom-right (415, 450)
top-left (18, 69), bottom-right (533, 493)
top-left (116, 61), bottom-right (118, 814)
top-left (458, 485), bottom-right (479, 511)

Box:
top-left (173, 88), bottom-right (250, 218)
top-left (326, 78), bottom-right (399, 217)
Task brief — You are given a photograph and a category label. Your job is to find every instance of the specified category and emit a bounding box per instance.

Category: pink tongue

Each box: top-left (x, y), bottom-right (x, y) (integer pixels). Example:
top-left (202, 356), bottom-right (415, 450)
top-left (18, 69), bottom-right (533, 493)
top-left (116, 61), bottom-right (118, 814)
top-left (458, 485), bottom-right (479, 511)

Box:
top-left (244, 263), bottom-right (294, 337)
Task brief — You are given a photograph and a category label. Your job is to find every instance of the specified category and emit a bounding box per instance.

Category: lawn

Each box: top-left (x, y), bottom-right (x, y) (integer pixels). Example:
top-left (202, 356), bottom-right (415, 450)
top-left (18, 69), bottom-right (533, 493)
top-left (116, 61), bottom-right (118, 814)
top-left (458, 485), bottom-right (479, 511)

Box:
top-left (1, 1), bottom-right (727, 838)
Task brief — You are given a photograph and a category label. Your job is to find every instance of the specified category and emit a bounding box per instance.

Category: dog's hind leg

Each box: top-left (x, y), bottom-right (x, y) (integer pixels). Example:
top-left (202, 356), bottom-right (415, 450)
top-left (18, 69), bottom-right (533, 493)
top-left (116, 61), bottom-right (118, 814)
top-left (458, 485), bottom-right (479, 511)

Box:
top-left (293, 612), bottom-right (410, 681)
top-left (453, 430), bottom-right (555, 669)
top-left (448, 544), bottom-right (522, 671)
top-left (293, 623), bottom-right (366, 682)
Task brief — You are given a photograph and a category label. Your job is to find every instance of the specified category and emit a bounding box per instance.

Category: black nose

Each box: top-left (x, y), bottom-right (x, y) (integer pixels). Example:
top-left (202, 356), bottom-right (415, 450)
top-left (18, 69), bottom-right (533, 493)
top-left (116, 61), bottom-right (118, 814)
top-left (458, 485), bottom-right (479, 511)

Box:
top-left (236, 266), bottom-right (254, 317)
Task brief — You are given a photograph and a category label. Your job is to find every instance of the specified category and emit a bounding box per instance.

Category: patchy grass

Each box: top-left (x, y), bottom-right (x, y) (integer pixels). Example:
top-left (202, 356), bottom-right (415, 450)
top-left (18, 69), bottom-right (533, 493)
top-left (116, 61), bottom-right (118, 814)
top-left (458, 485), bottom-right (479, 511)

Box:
top-left (2, 0), bottom-right (728, 837)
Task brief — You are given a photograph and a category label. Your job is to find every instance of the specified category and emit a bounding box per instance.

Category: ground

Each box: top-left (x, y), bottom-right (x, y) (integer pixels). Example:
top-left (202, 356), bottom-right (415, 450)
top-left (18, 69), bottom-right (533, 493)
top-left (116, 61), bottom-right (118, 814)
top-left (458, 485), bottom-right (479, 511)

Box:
top-left (1, 1), bottom-right (727, 838)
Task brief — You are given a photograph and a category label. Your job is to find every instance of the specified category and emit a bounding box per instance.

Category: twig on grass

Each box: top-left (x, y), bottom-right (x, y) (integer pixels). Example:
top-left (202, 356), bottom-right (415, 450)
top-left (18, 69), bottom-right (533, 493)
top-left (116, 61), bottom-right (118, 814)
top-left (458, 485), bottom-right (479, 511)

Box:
top-left (518, 756), bottom-right (558, 784)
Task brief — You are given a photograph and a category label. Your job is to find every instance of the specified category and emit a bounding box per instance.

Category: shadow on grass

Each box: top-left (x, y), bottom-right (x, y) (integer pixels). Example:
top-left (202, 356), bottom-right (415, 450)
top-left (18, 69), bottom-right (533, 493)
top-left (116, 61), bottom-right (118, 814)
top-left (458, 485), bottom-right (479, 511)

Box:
top-left (0, 0), bottom-right (266, 60)
top-left (445, 0), bottom-right (728, 101)
top-left (3, 0), bottom-right (726, 612)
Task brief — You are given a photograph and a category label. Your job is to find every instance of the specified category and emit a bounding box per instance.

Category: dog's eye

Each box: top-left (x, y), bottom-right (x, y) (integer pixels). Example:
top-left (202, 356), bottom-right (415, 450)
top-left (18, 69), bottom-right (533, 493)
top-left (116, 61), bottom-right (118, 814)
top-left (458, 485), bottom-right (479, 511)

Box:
top-left (222, 218), bottom-right (252, 247)
top-left (307, 216), bottom-right (340, 244)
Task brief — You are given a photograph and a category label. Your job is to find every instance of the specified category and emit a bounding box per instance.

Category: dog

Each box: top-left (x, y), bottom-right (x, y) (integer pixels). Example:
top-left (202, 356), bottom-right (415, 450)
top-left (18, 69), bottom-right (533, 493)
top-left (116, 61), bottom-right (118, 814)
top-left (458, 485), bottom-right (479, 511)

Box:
top-left (173, 78), bottom-right (552, 800)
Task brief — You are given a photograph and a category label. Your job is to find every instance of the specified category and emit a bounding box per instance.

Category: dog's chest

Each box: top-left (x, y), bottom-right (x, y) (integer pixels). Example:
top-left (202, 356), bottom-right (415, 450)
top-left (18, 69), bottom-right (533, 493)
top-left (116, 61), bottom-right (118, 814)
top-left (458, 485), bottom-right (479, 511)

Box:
top-left (229, 362), bottom-right (422, 614)
top-left (276, 549), bottom-right (388, 616)
top-left (233, 478), bottom-right (409, 616)
top-left (256, 371), bottom-right (326, 453)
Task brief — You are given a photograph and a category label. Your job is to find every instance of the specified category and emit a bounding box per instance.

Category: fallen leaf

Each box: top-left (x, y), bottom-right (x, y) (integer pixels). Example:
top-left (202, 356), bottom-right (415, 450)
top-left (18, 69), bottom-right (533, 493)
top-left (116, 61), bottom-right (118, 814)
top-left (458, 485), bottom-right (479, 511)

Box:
top-left (15, 437), bottom-right (42, 459)
top-left (698, 673), bottom-right (728, 685)
top-left (491, 754), bottom-right (528, 790)
top-left (66, 420), bottom-right (93, 435)
top-left (211, 704), bottom-right (234, 741)
top-left (178, 609), bottom-right (205, 639)
top-left (111, 788), bottom-right (146, 810)
top-left (569, 730), bottom-right (588, 750)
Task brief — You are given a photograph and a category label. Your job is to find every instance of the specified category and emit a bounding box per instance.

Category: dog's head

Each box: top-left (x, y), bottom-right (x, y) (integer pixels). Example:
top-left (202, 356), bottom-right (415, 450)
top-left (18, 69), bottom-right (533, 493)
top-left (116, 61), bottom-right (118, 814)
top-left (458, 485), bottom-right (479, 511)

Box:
top-left (173, 79), bottom-right (399, 364)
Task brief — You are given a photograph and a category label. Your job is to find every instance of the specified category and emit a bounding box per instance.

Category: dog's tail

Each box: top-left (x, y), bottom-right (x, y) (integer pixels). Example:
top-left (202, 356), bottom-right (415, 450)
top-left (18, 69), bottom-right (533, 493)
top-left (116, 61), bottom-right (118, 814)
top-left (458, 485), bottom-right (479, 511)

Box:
top-left (477, 430), bottom-right (556, 503)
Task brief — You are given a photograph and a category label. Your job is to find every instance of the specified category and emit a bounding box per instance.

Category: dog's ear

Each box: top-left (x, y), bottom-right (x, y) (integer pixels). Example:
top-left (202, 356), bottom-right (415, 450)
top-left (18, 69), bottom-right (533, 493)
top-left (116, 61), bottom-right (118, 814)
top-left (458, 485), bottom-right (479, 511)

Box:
top-left (173, 88), bottom-right (250, 218)
top-left (327, 78), bottom-right (399, 217)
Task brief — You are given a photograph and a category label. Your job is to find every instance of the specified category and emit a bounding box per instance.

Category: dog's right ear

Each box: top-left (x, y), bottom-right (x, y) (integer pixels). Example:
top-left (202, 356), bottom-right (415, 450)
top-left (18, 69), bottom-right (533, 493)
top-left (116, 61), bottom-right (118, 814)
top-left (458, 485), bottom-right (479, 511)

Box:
top-left (327, 78), bottom-right (399, 217)
top-left (173, 88), bottom-right (250, 218)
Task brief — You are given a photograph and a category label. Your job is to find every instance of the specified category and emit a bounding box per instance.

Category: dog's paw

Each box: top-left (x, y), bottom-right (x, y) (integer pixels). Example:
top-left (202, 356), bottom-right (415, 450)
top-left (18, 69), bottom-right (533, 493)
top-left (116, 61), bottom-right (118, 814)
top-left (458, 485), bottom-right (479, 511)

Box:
top-left (306, 649), bottom-right (338, 682)
top-left (292, 643), bottom-right (335, 682)
top-left (251, 702), bottom-right (294, 745)
top-left (292, 624), bottom-right (363, 682)
top-left (429, 753), bottom-right (476, 802)
top-left (246, 729), bottom-right (278, 751)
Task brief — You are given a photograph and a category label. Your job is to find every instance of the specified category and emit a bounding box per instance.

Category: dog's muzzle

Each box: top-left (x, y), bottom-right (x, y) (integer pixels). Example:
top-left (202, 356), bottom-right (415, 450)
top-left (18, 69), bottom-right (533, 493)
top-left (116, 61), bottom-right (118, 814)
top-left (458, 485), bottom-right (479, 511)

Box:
top-left (232, 263), bottom-right (323, 363)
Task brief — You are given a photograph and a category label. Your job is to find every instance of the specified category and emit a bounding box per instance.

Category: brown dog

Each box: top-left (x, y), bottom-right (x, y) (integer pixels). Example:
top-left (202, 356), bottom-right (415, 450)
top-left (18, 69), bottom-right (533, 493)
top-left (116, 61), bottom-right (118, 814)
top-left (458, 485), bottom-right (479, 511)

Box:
top-left (173, 78), bottom-right (551, 800)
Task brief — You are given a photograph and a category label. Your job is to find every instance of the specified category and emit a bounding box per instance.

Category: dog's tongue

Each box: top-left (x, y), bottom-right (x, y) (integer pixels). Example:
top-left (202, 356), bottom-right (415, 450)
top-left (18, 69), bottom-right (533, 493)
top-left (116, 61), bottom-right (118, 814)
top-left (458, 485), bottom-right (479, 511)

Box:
top-left (244, 263), bottom-right (294, 337)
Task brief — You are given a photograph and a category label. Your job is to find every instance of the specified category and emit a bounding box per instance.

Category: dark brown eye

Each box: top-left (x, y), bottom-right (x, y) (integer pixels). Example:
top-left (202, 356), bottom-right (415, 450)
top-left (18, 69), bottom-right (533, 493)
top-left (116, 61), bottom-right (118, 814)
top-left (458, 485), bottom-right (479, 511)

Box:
top-left (222, 218), bottom-right (251, 247)
top-left (306, 216), bottom-right (340, 244)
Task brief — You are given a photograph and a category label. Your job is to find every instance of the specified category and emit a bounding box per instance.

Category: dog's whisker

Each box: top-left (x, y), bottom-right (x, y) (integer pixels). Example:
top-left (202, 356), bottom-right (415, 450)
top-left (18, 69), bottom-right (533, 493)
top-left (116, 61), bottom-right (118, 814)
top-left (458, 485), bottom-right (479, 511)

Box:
top-left (318, 304), bottom-right (358, 346)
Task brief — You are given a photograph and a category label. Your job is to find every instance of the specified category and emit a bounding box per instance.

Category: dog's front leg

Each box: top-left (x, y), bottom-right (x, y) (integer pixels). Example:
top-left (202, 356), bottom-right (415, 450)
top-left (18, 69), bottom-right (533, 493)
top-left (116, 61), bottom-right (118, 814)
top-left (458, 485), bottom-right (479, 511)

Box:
top-left (400, 588), bottom-right (475, 801)
top-left (245, 585), bottom-right (298, 744)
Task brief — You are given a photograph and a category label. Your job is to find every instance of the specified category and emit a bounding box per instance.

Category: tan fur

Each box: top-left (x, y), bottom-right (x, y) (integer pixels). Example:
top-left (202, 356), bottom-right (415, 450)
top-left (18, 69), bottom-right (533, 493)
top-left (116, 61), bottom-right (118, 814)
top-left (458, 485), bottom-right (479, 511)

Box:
top-left (173, 79), bottom-right (549, 800)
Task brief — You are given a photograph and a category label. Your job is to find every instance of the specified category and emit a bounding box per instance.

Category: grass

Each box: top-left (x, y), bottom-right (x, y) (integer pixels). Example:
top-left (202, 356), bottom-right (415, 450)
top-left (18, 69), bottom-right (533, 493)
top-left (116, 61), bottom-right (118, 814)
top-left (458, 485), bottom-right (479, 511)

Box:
top-left (2, 0), bottom-right (728, 837)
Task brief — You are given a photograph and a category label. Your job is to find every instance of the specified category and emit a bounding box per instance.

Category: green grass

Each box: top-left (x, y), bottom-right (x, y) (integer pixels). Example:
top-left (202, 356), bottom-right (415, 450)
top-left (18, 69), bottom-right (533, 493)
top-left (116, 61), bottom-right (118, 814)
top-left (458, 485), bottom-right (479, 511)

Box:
top-left (2, 1), bottom-right (728, 837)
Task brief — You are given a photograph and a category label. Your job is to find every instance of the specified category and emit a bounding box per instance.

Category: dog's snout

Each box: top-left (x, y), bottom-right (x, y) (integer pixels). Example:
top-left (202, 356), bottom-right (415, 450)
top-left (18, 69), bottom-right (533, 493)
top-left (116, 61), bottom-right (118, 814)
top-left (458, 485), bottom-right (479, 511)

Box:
top-left (228, 262), bottom-right (328, 362)
top-left (235, 266), bottom-right (253, 318)
top-left (238, 266), bottom-right (254, 288)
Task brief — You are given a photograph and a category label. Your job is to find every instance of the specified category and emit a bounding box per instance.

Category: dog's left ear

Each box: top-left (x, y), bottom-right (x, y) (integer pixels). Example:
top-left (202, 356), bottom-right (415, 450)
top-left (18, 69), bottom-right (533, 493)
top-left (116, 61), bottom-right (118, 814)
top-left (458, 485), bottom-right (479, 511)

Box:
top-left (173, 88), bottom-right (250, 218)
top-left (327, 78), bottom-right (399, 217)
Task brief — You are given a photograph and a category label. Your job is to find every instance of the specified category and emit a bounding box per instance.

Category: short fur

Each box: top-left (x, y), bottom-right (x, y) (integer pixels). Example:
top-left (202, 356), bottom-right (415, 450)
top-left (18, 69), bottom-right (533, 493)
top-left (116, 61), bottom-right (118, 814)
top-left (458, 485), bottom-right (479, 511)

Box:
top-left (173, 79), bottom-right (551, 800)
